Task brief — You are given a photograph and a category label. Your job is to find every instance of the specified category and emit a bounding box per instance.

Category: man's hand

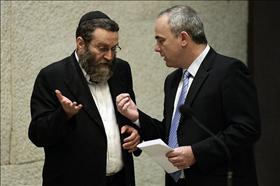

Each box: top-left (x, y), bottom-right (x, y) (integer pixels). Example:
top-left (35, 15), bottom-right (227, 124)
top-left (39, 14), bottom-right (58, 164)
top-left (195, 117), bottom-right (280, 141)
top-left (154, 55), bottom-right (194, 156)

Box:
top-left (116, 93), bottom-right (139, 121)
top-left (55, 89), bottom-right (83, 118)
top-left (121, 125), bottom-right (140, 153)
top-left (166, 146), bottom-right (196, 169)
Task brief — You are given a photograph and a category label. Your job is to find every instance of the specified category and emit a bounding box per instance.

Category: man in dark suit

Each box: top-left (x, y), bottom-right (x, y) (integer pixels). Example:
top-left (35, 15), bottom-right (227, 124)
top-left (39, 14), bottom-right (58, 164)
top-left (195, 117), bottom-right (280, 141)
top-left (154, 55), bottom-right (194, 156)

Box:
top-left (28, 11), bottom-right (140, 186)
top-left (116, 5), bottom-right (260, 186)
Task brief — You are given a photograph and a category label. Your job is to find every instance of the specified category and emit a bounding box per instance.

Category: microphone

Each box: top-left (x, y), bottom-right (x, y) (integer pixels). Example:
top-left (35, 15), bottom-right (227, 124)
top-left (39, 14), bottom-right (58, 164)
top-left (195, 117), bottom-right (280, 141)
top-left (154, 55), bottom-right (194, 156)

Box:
top-left (180, 105), bottom-right (233, 186)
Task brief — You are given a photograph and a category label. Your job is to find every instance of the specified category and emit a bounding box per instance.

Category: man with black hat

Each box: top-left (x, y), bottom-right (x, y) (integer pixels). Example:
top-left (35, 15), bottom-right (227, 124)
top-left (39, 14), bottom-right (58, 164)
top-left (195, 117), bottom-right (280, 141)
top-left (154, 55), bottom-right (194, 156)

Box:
top-left (28, 11), bottom-right (140, 186)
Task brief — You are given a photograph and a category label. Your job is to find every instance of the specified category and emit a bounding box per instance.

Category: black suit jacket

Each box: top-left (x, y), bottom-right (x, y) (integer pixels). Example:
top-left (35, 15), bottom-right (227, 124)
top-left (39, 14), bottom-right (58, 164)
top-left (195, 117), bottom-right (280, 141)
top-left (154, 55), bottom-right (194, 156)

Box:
top-left (29, 52), bottom-right (138, 186)
top-left (139, 48), bottom-right (260, 186)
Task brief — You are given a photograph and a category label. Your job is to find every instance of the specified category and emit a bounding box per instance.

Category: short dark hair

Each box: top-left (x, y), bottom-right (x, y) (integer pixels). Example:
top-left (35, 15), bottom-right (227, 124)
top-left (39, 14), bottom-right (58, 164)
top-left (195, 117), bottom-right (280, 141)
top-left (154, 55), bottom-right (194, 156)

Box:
top-left (75, 18), bottom-right (119, 44)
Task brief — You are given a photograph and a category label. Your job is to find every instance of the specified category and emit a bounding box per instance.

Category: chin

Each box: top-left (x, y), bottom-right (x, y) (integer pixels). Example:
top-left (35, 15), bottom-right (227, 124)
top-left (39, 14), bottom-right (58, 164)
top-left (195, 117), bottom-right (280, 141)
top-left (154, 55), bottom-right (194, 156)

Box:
top-left (165, 63), bottom-right (171, 67)
top-left (165, 61), bottom-right (173, 67)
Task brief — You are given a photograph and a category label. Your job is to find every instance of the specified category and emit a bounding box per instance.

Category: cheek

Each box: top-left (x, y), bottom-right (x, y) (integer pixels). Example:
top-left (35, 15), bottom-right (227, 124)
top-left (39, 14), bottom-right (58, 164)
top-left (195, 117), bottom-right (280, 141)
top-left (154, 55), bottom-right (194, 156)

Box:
top-left (90, 53), bottom-right (104, 64)
top-left (169, 45), bottom-right (180, 55)
top-left (164, 46), bottom-right (175, 57)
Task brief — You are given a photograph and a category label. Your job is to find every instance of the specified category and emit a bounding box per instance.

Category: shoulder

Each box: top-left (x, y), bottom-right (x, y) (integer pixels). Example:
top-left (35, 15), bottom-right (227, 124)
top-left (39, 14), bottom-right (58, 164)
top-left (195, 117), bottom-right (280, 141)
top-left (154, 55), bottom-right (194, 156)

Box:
top-left (36, 55), bottom-right (73, 81)
top-left (163, 69), bottom-right (181, 90)
top-left (208, 52), bottom-right (252, 86)
top-left (41, 56), bottom-right (71, 72)
top-left (166, 68), bottom-right (181, 81)
top-left (209, 51), bottom-right (249, 75)
top-left (113, 58), bottom-right (130, 67)
top-left (112, 57), bottom-right (131, 72)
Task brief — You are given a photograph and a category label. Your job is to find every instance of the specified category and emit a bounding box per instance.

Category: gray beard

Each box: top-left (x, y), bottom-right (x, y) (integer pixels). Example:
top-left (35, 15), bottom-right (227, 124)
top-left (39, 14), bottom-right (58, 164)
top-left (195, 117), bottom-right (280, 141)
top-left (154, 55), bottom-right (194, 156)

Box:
top-left (78, 50), bottom-right (113, 83)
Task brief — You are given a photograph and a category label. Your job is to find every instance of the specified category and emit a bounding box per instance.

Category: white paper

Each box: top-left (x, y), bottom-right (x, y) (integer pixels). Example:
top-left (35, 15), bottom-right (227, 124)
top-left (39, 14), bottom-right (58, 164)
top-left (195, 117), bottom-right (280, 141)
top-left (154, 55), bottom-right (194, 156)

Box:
top-left (137, 139), bottom-right (179, 173)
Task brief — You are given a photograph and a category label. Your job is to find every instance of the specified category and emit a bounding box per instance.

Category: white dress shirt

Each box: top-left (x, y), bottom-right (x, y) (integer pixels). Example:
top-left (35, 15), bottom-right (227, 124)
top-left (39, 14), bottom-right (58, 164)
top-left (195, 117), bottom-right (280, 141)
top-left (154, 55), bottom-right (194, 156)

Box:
top-left (172, 45), bottom-right (210, 119)
top-left (75, 52), bottom-right (123, 175)
top-left (172, 44), bottom-right (210, 178)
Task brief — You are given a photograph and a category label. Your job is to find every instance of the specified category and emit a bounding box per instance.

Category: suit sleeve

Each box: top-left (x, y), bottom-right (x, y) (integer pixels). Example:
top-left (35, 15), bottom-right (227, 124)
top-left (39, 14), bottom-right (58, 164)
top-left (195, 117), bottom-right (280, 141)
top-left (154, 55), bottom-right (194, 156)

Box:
top-left (28, 69), bottom-right (74, 147)
top-left (138, 110), bottom-right (165, 141)
top-left (191, 61), bottom-right (261, 171)
top-left (138, 75), bottom-right (172, 141)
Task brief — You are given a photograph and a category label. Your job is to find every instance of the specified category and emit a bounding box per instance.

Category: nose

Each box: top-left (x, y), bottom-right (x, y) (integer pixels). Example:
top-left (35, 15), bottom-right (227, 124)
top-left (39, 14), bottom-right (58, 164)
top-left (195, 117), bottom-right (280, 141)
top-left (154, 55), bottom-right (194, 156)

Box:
top-left (104, 50), bottom-right (114, 61)
top-left (154, 43), bottom-right (160, 53)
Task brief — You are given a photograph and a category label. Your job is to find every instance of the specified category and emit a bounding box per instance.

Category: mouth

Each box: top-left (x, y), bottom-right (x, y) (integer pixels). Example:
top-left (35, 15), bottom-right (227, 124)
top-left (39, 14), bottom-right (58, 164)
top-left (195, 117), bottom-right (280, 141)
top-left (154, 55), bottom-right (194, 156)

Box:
top-left (98, 62), bottom-right (109, 67)
top-left (160, 54), bottom-right (166, 61)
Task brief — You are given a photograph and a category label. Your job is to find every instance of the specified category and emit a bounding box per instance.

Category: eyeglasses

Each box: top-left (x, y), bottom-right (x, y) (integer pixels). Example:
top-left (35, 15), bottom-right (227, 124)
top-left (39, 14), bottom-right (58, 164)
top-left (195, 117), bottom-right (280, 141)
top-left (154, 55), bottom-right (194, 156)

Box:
top-left (88, 42), bottom-right (121, 54)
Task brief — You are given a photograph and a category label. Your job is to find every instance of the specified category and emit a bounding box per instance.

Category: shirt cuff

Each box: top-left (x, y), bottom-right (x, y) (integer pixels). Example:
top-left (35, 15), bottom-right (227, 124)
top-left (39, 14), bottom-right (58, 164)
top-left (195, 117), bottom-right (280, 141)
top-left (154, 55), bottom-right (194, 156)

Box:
top-left (133, 119), bottom-right (140, 127)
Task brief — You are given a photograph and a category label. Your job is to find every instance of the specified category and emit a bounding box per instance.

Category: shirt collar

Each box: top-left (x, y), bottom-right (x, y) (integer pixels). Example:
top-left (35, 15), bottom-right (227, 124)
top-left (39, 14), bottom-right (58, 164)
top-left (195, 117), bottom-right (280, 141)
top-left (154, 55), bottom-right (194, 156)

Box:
top-left (186, 44), bottom-right (210, 77)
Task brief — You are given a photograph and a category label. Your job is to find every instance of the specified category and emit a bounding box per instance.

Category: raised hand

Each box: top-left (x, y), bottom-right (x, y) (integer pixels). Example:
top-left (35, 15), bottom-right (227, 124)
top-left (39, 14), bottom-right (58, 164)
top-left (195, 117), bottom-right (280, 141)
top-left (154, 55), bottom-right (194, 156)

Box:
top-left (116, 93), bottom-right (139, 121)
top-left (121, 125), bottom-right (140, 153)
top-left (55, 89), bottom-right (83, 118)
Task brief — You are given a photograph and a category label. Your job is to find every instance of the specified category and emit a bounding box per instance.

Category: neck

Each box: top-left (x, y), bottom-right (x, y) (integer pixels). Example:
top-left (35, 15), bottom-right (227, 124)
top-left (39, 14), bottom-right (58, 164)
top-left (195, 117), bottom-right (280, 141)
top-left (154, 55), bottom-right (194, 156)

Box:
top-left (181, 43), bottom-right (207, 69)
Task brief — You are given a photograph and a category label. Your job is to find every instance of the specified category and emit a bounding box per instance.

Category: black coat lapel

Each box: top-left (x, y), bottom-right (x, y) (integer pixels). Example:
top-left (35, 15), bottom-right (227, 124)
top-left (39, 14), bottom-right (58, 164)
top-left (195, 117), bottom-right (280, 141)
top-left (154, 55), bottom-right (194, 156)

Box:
top-left (185, 69), bottom-right (208, 106)
top-left (63, 52), bottom-right (104, 128)
top-left (185, 48), bottom-right (217, 106)
top-left (107, 60), bottom-right (132, 126)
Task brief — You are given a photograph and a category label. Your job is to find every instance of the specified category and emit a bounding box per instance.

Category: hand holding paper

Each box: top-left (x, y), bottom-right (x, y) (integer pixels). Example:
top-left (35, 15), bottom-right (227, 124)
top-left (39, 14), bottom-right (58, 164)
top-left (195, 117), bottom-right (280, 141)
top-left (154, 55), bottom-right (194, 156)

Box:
top-left (137, 139), bottom-right (179, 173)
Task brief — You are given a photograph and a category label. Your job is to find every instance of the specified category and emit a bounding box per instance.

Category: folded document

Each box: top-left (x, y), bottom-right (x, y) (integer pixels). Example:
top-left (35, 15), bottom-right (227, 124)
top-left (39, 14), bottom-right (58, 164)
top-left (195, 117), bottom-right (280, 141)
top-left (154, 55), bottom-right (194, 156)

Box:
top-left (137, 139), bottom-right (179, 173)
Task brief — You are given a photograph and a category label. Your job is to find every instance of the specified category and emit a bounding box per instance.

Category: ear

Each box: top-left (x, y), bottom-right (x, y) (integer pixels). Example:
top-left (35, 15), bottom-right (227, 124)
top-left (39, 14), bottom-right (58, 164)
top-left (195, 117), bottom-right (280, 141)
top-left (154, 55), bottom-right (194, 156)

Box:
top-left (76, 36), bottom-right (86, 51)
top-left (179, 31), bottom-right (191, 47)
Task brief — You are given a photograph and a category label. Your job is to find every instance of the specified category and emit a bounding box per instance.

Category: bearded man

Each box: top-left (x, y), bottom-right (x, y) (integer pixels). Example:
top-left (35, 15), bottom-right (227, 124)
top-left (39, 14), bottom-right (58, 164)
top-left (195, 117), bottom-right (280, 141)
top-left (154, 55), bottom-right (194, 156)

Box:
top-left (28, 11), bottom-right (140, 186)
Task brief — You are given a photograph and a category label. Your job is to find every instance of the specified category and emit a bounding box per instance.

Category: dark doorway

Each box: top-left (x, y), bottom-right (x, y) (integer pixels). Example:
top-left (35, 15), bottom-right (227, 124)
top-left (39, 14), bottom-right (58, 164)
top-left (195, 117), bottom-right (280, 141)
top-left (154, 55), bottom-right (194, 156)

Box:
top-left (248, 1), bottom-right (280, 186)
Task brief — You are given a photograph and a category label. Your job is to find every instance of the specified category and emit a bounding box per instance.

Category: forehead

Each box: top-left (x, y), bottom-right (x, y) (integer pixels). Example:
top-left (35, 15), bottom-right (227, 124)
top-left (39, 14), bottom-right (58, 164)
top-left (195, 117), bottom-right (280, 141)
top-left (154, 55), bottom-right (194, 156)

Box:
top-left (91, 28), bottom-right (119, 45)
top-left (154, 15), bottom-right (173, 39)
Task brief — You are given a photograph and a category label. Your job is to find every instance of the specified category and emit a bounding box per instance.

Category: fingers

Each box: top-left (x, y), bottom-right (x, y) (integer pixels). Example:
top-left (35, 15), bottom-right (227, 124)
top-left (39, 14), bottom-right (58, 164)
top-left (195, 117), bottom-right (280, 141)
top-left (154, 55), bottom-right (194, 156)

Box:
top-left (166, 150), bottom-right (176, 158)
top-left (124, 133), bottom-right (139, 144)
top-left (166, 146), bottom-right (195, 169)
top-left (55, 89), bottom-right (71, 104)
top-left (122, 99), bottom-right (131, 111)
top-left (72, 103), bottom-right (83, 110)
top-left (123, 139), bottom-right (140, 151)
top-left (121, 125), bottom-right (129, 134)
top-left (116, 93), bottom-right (139, 121)
top-left (116, 93), bottom-right (130, 104)
top-left (123, 134), bottom-right (140, 148)
top-left (168, 155), bottom-right (181, 165)
top-left (167, 154), bottom-right (186, 169)
top-left (116, 93), bottom-right (131, 110)
top-left (128, 147), bottom-right (138, 153)
top-left (55, 89), bottom-right (63, 102)
top-left (55, 89), bottom-right (83, 118)
top-left (122, 126), bottom-right (139, 143)
top-left (166, 150), bottom-right (180, 164)
top-left (123, 141), bottom-right (139, 153)
top-left (55, 89), bottom-right (71, 106)
top-left (121, 125), bottom-right (140, 152)
top-left (72, 102), bottom-right (83, 110)
top-left (117, 96), bottom-right (131, 112)
top-left (123, 127), bottom-right (140, 144)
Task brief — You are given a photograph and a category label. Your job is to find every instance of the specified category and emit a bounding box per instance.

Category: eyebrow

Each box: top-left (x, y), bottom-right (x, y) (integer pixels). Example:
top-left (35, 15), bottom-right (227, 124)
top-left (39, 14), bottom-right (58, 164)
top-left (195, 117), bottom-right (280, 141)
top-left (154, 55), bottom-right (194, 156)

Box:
top-left (155, 35), bottom-right (166, 40)
top-left (155, 36), bottom-right (161, 40)
top-left (96, 42), bottom-right (119, 47)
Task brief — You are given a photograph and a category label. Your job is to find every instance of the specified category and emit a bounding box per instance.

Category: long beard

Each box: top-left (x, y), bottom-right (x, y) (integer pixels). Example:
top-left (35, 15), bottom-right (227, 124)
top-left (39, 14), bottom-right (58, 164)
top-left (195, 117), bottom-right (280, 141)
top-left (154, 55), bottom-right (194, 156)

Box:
top-left (79, 50), bottom-right (113, 83)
